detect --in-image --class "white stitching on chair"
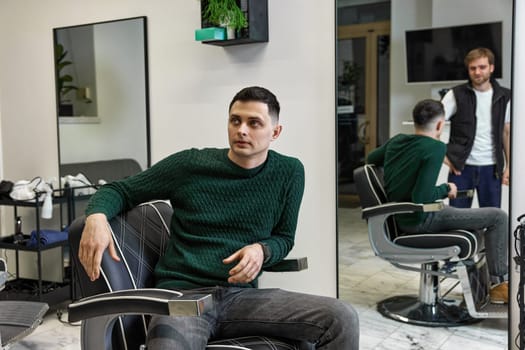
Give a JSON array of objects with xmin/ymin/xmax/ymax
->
[
  {"xmin": 143, "ymin": 200, "xmax": 171, "ymax": 234},
  {"xmin": 367, "ymin": 164, "xmax": 388, "ymax": 200},
  {"xmin": 207, "ymin": 336, "xmax": 299, "ymax": 350},
  {"xmin": 364, "ymin": 165, "xmax": 382, "ymax": 204},
  {"xmin": 103, "ymin": 224, "xmax": 134, "ymax": 350},
  {"xmin": 98, "ymin": 269, "xmax": 129, "ymax": 350},
  {"xmin": 452, "ymin": 229, "xmax": 479, "ymax": 255},
  {"xmin": 107, "ymin": 201, "xmax": 172, "ymax": 347},
  {"xmin": 394, "ymin": 233, "xmax": 473, "ymax": 260},
  {"xmin": 108, "ymin": 223, "xmax": 138, "ymax": 290},
  {"xmin": 365, "ymin": 165, "xmax": 399, "ymax": 238}
]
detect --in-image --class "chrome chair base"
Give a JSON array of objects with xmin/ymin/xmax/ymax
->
[{"xmin": 377, "ymin": 295, "xmax": 481, "ymax": 327}]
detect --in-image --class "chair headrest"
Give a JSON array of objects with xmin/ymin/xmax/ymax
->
[{"xmin": 354, "ymin": 164, "xmax": 388, "ymax": 209}]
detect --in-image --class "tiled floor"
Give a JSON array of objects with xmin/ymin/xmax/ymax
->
[
  {"xmin": 7, "ymin": 310, "xmax": 80, "ymax": 350},
  {"xmin": 5, "ymin": 206, "xmax": 508, "ymax": 349}
]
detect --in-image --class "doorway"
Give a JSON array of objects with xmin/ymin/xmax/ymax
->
[{"xmin": 337, "ymin": 21, "xmax": 390, "ymax": 207}]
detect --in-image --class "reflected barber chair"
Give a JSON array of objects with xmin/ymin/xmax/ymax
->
[
  {"xmin": 353, "ymin": 164, "xmax": 507, "ymax": 326},
  {"xmin": 67, "ymin": 200, "xmax": 312, "ymax": 349}
]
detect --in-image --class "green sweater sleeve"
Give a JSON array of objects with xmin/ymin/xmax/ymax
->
[
  {"xmin": 260, "ymin": 161, "xmax": 305, "ymax": 267},
  {"xmin": 366, "ymin": 140, "xmax": 388, "ymax": 165},
  {"xmin": 85, "ymin": 152, "xmax": 188, "ymax": 218}
]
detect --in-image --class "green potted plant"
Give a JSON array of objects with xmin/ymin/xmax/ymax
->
[
  {"xmin": 338, "ymin": 60, "xmax": 363, "ymax": 108},
  {"xmin": 55, "ymin": 43, "xmax": 78, "ymax": 115},
  {"xmin": 202, "ymin": 0, "xmax": 248, "ymax": 39}
]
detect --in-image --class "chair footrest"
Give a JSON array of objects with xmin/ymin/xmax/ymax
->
[{"xmin": 468, "ymin": 302, "xmax": 508, "ymax": 319}]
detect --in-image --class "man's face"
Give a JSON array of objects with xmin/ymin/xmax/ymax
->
[
  {"xmin": 227, "ymin": 100, "xmax": 282, "ymax": 168},
  {"xmin": 467, "ymin": 56, "xmax": 494, "ymax": 88}
]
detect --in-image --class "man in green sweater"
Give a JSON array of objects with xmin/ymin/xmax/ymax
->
[
  {"xmin": 78, "ymin": 86, "xmax": 359, "ymax": 349},
  {"xmin": 367, "ymin": 99, "xmax": 508, "ymax": 304}
]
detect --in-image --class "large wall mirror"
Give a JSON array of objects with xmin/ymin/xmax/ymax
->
[
  {"xmin": 336, "ymin": 0, "xmax": 512, "ymax": 347},
  {"xmin": 54, "ymin": 16, "xmax": 150, "ymax": 182}
]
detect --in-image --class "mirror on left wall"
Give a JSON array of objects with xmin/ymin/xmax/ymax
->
[{"xmin": 54, "ymin": 17, "xmax": 150, "ymax": 184}]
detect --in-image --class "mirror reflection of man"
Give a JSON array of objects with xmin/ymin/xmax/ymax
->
[{"xmin": 442, "ymin": 47, "xmax": 511, "ymax": 208}]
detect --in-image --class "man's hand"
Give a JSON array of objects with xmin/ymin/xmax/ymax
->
[
  {"xmin": 78, "ymin": 213, "xmax": 120, "ymax": 281},
  {"xmin": 223, "ymin": 243, "xmax": 264, "ymax": 284},
  {"xmin": 502, "ymin": 167, "xmax": 510, "ymax": 186},
  {"xmin": 444, "ymin": 156, "xmax": 461, "ymax": 175},
  {"xmin": 447, "ymin": 182, "xmax": 458, "ymax": 199}
]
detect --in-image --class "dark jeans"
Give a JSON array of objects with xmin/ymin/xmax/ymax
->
[
  {"xmin": 448, "ymin": 164, "xmax": 502, "ymax": 208},
  {"xmin": 399, "ymin": 205, "xmax": 508, "ymax": 283},
  {"xmin": 147, "ymin": 287, "xmax": 359, "ymax": 350}
]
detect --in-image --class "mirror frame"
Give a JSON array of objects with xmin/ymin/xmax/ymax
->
[{"xmin": 53, "ymin": 16, "xmax": 151, "ymax": 180}]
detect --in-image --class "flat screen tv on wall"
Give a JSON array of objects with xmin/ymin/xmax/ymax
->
[{"xmin": 405, "ymin": 21, "xmax": 502, "ymax": 83}]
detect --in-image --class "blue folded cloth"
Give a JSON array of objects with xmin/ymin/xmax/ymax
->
[{"xmin": 26, "ymin": 229, "xmax": 68, "ymax": 248}]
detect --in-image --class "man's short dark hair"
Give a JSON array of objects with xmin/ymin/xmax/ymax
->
[
  {"xmin": 229, "ymin": 86, "xmax": 280, "ymax": 122},
  {"xmin": 413, "ymin": 99, "xmax": 444, "ymax": 129}
]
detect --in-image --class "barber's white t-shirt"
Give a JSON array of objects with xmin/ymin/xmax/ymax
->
[{"xmin": 442, "ymin": 89, "xmax": 510, "ymax": 166}]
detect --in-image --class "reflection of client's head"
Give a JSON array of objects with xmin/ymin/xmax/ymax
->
[{"xmin": 412, "ymin": 99, "xmax": 445, "ymax": 139}]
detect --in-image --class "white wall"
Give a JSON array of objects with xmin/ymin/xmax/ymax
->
[
  {"xmin": 0, "ymin": 0, "xmax": 337, "ymax": 296},
  {"xmin": 390, "ymin": 0, "xmax": 433, "ymax": 136}
]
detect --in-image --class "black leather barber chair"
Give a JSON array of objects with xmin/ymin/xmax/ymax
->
[
  {"xmin": 67, "ymin": 200, "xmax": 313, "ymax": 349},
  {"xmin": 353, "ymin": 164, "xmax": 507, "ymax": 326}
]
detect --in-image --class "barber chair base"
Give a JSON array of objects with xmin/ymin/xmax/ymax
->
[{"xmin": 377, "ymin": 295, "xmax": 481, "ymax": 327}]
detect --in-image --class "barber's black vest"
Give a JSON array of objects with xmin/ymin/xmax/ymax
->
[{"xmin": 446, "ymin": 79, "xmax": 510, "ymax": 177}]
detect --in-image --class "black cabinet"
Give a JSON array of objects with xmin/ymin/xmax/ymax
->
[{"xmin": 200, "ymin": 0, "xmax": 268, "ymax": 46}]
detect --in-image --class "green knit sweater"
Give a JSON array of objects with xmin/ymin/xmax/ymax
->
[
  {"xmin": 86, "ymin": 148, "xmax": 305, "ymax": 289},
  {"xmin": 366, "ymin": 134, "xmax": 449, "ymax": 226}
]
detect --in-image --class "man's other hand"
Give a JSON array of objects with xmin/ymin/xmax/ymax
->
[
  {"xmin": 447, "ymin": 182, "xmax": 458, "ymax": 199},
  {"xmin": 444, "ymin": 156, "xmax": 461, "ymax": 175},
  {"xmin": 502, "ymin": 167, "xmax": 510, "ymax": 186},
  {"xmin": 78, "ymin": 213, "xmax": 120, "ymax": 281},
  {"xmin": 223, "ymin": 243, "xmax": 264, "ymax": 284}
]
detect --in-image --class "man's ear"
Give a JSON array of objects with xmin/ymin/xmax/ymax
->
[
  {"xmin": 436, "ymin": 118, "xmax": 445, "ymax": 133},
  {"xmin": 272, "ymin": 124, "xmax": 283, "ymax": 141},
  {"xmin": 489, "ymin": 64, "xmax": 495, "ymax": 74}
]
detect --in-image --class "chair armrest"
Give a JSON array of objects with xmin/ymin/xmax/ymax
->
[
  {"xmin": 362, "ymin": 201, "xmax": 444, "ymax": 219},
  {"xmin": 263, "ymin": 257, "xmax": 308, "ymax": 272},
  {"xmin": 68, "ymin": 288, "xmax": 213, "ymax": 323},
  {"xmin": 364, "ymin": 201, "xmax": 460, "ymax": 264}
]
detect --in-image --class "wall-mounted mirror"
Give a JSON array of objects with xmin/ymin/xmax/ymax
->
[
  {"xmin": 54, "ymin": 17, "xmax": 150, "ymax": 183},
  {"xmin": 336, "ymin": 0, "xmax": 512, "ymax": 348}
]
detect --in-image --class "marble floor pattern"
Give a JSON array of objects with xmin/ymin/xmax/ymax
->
[{"xmin": 6, "ymin": 206, "xmax": 508, "ymax": 349}]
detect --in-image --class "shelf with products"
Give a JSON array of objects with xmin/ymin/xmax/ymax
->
[
  {"xmin": 0, "ymin": 186, "xmax": 94, "ymax": 306},
  {"xmin": 198, "ymin": 0, "xmax": 268, "ymax": 46}
]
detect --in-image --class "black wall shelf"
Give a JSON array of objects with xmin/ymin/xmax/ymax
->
[{"xmin": 200, "ymin": 0, "xmax": 268, "ymax": 46}]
